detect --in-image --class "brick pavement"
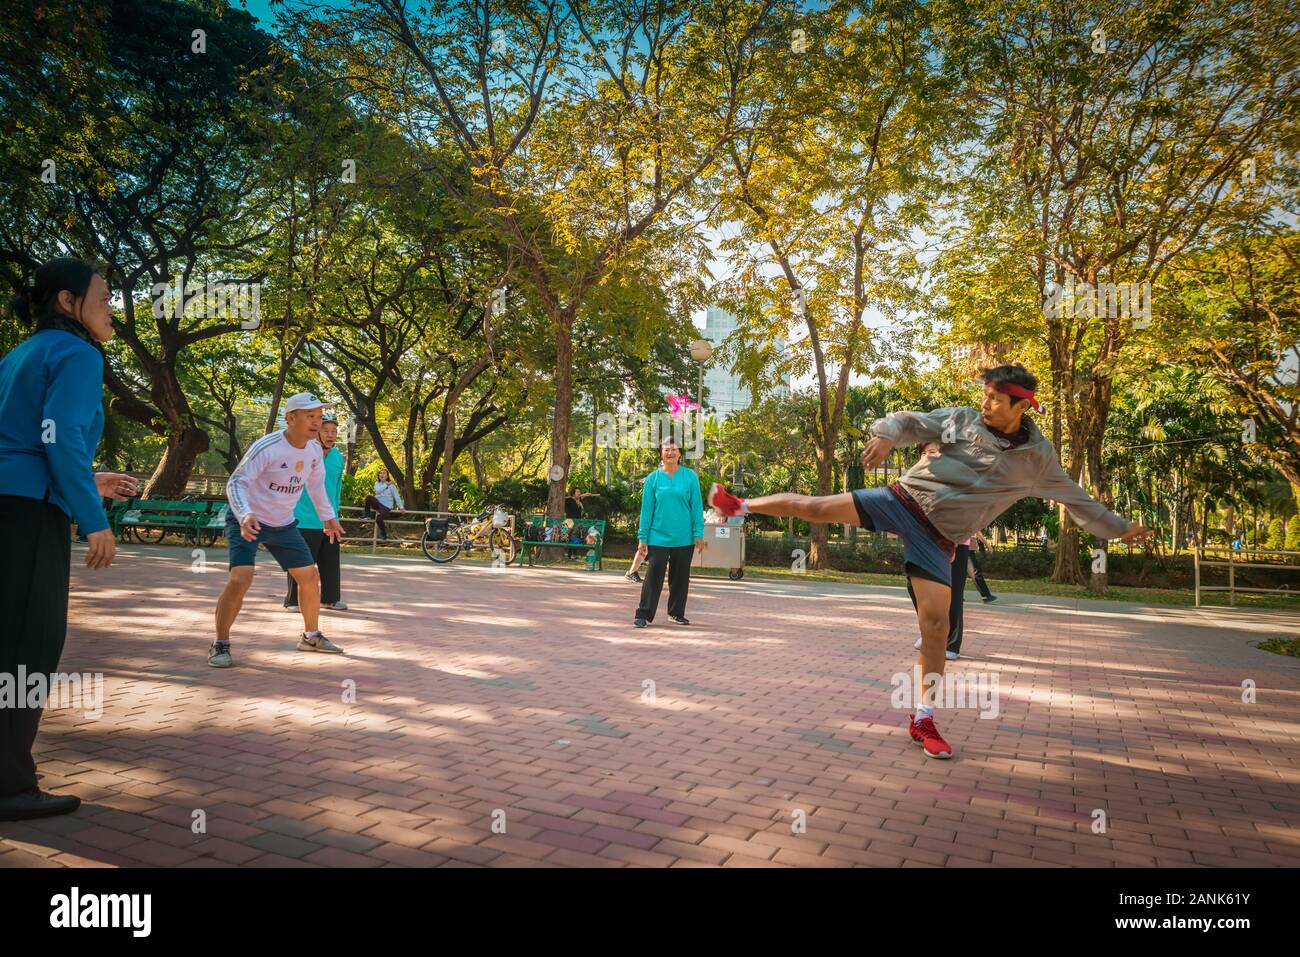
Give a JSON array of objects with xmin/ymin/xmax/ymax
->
[{"xmin": 2, "ymin": 544, "xmax": 1298, "ymax": 868}]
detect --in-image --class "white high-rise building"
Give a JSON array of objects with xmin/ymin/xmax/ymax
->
[{"xmin": 700, "ymin": 305, "xmax": 791, "ymax": 419}]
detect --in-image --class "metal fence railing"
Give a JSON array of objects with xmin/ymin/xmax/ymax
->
[
  {"xmin": 334, "ymin": 506, "xmax": 516, "ymax": 555},
  {"xmin": 1194, "ymin": 545, "xmax": 1300, "ymax": 606}
]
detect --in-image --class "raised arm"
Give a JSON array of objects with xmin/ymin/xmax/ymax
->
[
  {"xmin": 1036, "ymin": 455, "xmax": 1137, "ymax": 541},
  {"xmin": 869, "ymin": 407, "xmax": 966, "ymax": 450}
]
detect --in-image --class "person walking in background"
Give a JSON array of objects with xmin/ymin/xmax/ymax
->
[
  {"xmin": 364, "ymin": 468, "xmax": 404, "ymax": 541},
  {"xmin": 969, "ymin": 530, "xmax": 996, "ymax": 602},
  {"xmin": 633, "ymin": 436, "xmax": 704, "ymax": 627},
  {"xmin": 0, "ymin": 258, "xmax": 138, "ymax": 820},
  {"xmin": 285, "ymin": 411, "xmax": 347, "ymax": 611},
  {"xmin": 624, "ymin": 545, "xmax": 647, "ymax": 583}
]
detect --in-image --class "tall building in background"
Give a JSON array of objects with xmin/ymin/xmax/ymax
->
[{"xmin": 701, "ymin": 305, "xmax": 791, "ymax": 420}]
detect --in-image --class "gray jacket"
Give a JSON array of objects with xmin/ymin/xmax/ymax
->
[{"xmin": 869, "ymin": 406, "xmax": 1130, "ymax": 544}]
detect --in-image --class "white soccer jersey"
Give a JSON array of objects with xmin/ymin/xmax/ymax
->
[{"xmin": 225, "ymin": 430, "xmax": 336, "ymax": 527}]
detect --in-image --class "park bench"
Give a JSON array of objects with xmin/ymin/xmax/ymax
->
[
  {"xmin": 518, "ymin": 515, "xmax": 606, "ymax": 570},
  {"xmin": 110, "ymin": 498, "xmax": 227, "ymax": 546}
]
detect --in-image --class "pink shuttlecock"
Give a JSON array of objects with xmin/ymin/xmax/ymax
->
[{"xmin": 666, "ymin": 393, "xmax": 701, "ymax": 419}]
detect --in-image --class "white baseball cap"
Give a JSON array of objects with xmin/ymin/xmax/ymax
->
[{"xmin": 283, "ymin": 392, "xmax": 326, "ymax": 414}]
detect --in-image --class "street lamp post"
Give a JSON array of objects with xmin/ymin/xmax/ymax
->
[
  {"xmin": 689, "ymin": 338, "xmax": 713, "ymax": 406},
  {"xmin": 688, "ymin": 338, "xmax": 713, "ymax": 468}
]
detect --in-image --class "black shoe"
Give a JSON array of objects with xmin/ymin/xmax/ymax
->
[
  {"xmin": 670, "ymin": 615, "xmax": 690, "ymax": 625},
  {"xmin": 625, "ymin": 571, "xmax": 642, "ymax": 583},
  {"xmin": 983, "ymin": 595, "xmax": 997, "ymax": 603},
  {"xmin": 634, "ymin": 618, "xmax": 648, "ymax": 628},
  {"xmin": 0, "ymin": 789, "xmax": 81, "ymax": 821}
]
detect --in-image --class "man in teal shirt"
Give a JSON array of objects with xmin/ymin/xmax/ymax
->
[
  {"xmin": 285, "ymin": 413, "xmax": 347, "ymax": 610},
  {"xmin": 634, "ymin": 436, "xmax": 704, "ymax": 627}
]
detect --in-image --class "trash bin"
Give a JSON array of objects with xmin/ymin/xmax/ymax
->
[{"xmin": 692, "ymin": 518, "xmax": 746, "ymax": 580}]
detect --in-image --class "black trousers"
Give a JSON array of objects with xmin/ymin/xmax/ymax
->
[
  {"xmin": 636, "ymin": 544, "xmax": 693, "ymax": 622},
  {"xmin": 284, "ymin": 528, "xmax": 341, "ymax": 605},
  {"xmin": 968, "ymin": 549, "xmax": 993, "ymax": 600},
  {"xmin": 0, "ymin": 495, "xmax": 71, "ymax": 798},
  {"xmin": 907, "ymin": 543, "xmax": 969, "ymax": 654},
  {"xmin": 363, "ymin": 496, "xmax": 391, "ymax": 537}
]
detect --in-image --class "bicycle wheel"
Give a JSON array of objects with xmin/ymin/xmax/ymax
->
[
  {"xmin": 488, "ymin": 527, "xmax": 517, "ymax": 565},
  {"xmin": 133, "ymin": 526, "xmax": 166, "ymax": 545},
  {"xmin": 422, "ymin": 526, "xmax": 463, "ymax": 563}
]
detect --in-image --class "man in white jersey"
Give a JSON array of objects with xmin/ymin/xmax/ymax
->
[{"xmin": 208, "ymin": 393, "xmax": 346, "ymax": 668}]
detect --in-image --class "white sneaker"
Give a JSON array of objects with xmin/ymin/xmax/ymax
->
[
  {"xmin": 297, "ymin": 632, "xmax": 343, "ymax": 654},
  {"xmin": 285, "ymin": 604, "xmax": 299, "ymax": 613},
  {"xmin": 329, "ymin": 601, "xmax": 349, "ymax": 610},
  {"xmin": 945, "ymin": 650, "xmax": 960, "ymax": 660},
  {"xmin": 914, "ymin": 637, "xmax": 922, "ymax": 650}
]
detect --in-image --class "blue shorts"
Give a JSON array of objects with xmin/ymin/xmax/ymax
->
[
  {"xmin": 225, "ymin": 514, "xmax": 315, "ymax": 571},
  {"xmin": 850, "ymin": 486, "xmax": 953, "ymax": 587}
]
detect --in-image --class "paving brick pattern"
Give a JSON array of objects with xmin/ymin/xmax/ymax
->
[{"xmin": 3, "ymin": 546, "xmax": 1298, "ymax": 868}]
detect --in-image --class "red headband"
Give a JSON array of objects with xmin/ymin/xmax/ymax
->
[{"xmin": 991, "ymin": 380, "xmax": 1041, "ymax": 412}]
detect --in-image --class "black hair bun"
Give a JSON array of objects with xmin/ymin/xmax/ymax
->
[{"xmin": 7, "ymin": 290, "xmax": 33, "ymax": 325}]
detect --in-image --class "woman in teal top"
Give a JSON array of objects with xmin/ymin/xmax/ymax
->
[
  {"xmin": 284, "ymin": 413, "xmax": 347, "ymax": 610},
  {"xmin": 634, "ymin": 436, "xmax": 704, "ymax": 627}
]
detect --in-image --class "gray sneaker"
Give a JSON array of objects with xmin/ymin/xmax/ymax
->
[
  {"xmin": 285, "ymin": 604, "xmax": 299, "ymax": 612},
  {"xmin": 298, "ymin": 632, "xmax": 343, "ymax": 654},
  {"xmin": 329, "ymin": 601, "xmax": 349, "ymax": 610},
  {"xmin": 208, "ymin": 640, "xmax": 233, "ymax": 668}
]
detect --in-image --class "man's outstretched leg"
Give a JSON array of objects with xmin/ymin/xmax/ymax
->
[{"xmin": 709, "ymin": 486, "xmax": 861, "ymax": 527}]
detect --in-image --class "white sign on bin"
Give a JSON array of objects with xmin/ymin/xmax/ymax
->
[{"xmin": 715, "ymin": 527, "xmax": 730, "ymax": 539}]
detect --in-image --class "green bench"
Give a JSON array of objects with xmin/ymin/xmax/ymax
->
[
  {"xmin": 518, "ymin": 516, "xmax": 606, "ymax": 570},
  {"xmin": 110, "ymin": 498, "xmax": 228, "ymax": 546}
]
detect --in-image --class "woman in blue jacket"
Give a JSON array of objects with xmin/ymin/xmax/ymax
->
[
  {"xmin": 634, "ymin": 436, "xmax": 704, "ymax": 627},
  {"xmin": 0, "ymin": 259, "xmax": 137, "ymax": 821}
]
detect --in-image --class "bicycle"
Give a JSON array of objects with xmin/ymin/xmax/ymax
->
[{"xmin": 422, "ymin": 506, "xmax": 517, "ymax": 565}]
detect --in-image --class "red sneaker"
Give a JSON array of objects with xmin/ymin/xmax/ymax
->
[
  {"xmin": 708, "ymin": 483, "xmax": 745, "ymax": 518},
  {"xmin": 908, "ymin": 715, "xmax": 954, "ymax": 759}
]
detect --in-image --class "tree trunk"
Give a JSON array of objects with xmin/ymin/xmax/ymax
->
[
  {"xmin": 143, "ymin": 363, "xmax": 209, "ymax": 498},
  {"xmin": 345, "ymin": 425, "xmax": 365, "ymax": 477},
  {"xmin": 145, "ymin": 424, "xmax": 209, "ymax": 498},
  {"xmin": 590, "ymin": 395, "xmax": 598, "ymax": 485},
  {"xmin": 808, "ymin": 450, "xmax": 833, "ymax": 569},
  {"xmin": 1053, "ymin": 508, "xmax": 1085, "ymax": 585},
  {"xmin": 471, "ymin": 442, "xmax": 486, "ymax": 489},
  {"xmin": 438, "ymin": 405, "xmax": 456, "ymax": 512},
  {"xmin": 1085, "ymin": 433, "xmax": 1108, "ymax": 594},
  {"xmin": 546, "ymin": 312, "xmax": 574, "ymax": 518}
]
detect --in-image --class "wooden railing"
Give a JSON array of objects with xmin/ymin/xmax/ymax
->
[{"xmin": 1193, "ymin": 545, "xmax": 1300, "ymax": 606}]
